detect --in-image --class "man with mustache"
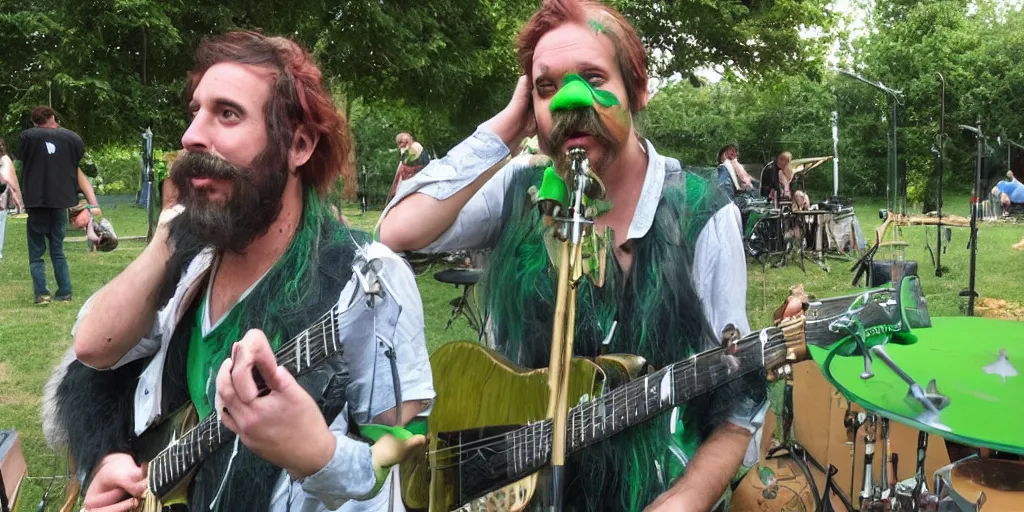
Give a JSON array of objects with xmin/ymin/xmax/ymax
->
[
  {"xmin": 44, "ymin": 31, "xmax": 432, "ymax": 512},
  {"xmin": 379, "ymin": 1, "xmax": 764, "ymax": 510}
]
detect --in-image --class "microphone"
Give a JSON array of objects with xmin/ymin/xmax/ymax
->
[{"xmin": 960, "ymin": 124, "xmax": 981, "ymax": 136}]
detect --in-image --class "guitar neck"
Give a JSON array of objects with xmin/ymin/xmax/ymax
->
[
  {"xmin": 147, "ymin": 304, "xmax": 342, "ymax": 498},
  {"xmin": 502, "ymin": 289, "xmax": 901, "ymax": 482},
  {"xmin": 507, "ymin": 326, "xmax": 788, "ymax": 481}
]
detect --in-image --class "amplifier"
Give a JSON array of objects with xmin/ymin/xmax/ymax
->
[{"xmin": 0, "ymin": 430, "xmax": 27, "ymax": 512}]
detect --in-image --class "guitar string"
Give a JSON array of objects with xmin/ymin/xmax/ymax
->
[
  {"xmin": 426, "ymin": 335, "xmax": 786, "ymax": 460},
  {"xmin": 430, "ymin": 356, "xmax": 771, "ymax": 471},
  {"xmin": 426, "ymin": 341, "xmax": 783, "ymax": 467},
  {"xmin": 150, "ymin": 307, "xmax": 342, "ymax": 484}
]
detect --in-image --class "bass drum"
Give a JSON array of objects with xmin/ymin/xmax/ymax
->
[{"xmin": 731, "ymin": 456, "xmax": 816, "ymax": 512}]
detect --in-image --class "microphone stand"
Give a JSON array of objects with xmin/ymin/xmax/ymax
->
[
  {"xmin": 959, "ymin": 121, "xmax": 983, "ymax": 316},
  {"xmin": 935, "ymin": 73, "xmax": 945, "ymax": 277},
  {"xmin": 837, "ymin": 69, "xmax": 907, "ymax": 275},
  {"xmin": 543, "ymin": 148, "xmax": 601, "ymax": 510}
]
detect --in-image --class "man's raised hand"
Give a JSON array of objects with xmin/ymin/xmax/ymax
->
[{"xmin": 484, "ymin": 75, "xmax": 537, "ymax": 151}]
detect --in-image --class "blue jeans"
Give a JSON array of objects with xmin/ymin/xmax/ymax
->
[
  {"xmin": 27, "ymin": 208, "xmax": 71, "ymax": 297},
  {"xmin": 0, "ymin": 209, "xmax": 7, "ymax": 259}
]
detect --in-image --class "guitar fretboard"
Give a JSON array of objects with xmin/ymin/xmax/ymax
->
[{"xmin": 148, "ymin": 303, "xmax": 344, "ymax": 498}]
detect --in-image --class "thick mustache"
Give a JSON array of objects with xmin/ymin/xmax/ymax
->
[
  {"xmin": 550, "ymin": 109, "xmax": 614, "ymax": 149},
  {"xmin": 175, "ymin": 152, "xmax": 247, "ymax": 181}
]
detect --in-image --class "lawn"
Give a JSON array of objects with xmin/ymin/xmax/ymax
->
[{"xmin": 0, "ymin": 194, "xmax": 1021, "ymax": 510}]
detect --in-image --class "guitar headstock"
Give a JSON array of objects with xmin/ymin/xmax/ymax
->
[
  {"xmin": 763, "ymin": 275, "xmax": 931, "ymax": 382},
  {"xmin": 765, "ymin": 313, "xmax": 810, "ymax": 382}
]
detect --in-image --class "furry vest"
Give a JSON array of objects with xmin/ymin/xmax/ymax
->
[
  {"xmin": 44, "ymin": 212, "xmax": 361, "ymax": 511},
  {"xmin": 481, "ymin": 163, "xmax": 764, "ymax": 511}
]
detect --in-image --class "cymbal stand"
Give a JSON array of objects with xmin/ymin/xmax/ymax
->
[
  {"xmin": 845, "ymin": 404, "xmax": 866, "ymax": 500},
  {"xmin": 860, "ymin": 417, "xmax": 892, "ymax": 511},
  {"xmin": 879, "ymin": 418, "xmax": 891, "ymax": 501},
  {"xmin": 912, "ymin": 432, "xmax": 931, "ymax": 507},
  {"xmin": 860, "ymin": 415, "xmax": 878, "ymax": 509}
]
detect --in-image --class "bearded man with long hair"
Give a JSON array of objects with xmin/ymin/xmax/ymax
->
[
  {"xmin": 380, "ymin": 1, "xmax": 766, "ymax": 510},
  {"xmin": 44, "ymin": 31, "xmax": 432, "ymax": 512}
]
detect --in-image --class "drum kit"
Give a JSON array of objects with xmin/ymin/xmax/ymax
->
[
  {"xmin": 740, "ymin": 194, "xmax": 858, "ymax": 272},
  {"xmin": 431, "ymin": 242, "xmax": 1021, "ymax": 512},
  {"xmin": 733, "ymin": 276, "xmax": 1024, "ymax": 512}
]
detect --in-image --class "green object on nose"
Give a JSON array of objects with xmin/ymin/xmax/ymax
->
[{"xmin": 550, "ymin": 74, "xmax": 620, "ymax": 112}]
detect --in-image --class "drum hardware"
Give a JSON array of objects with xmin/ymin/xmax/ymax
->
[
  {"xmin": 910, "ymin": 431, "xmax": 934, "ymax": 509},
  {"xmin": 822, "ymin": 464, "xmax": 857, "ymax": 512},
  {"xmin": 845, "ymin": 405, "xmax": 867, "ymax": 500},
  {"xmin": 930, "ymin": 455, "xmax": 1024, "ymax": 512},
  {"xmin": 880, "ymin": 418, "xmax": 891, "ymax": 500},
  {"xmin": 891, "ymin": 454, "xmax": 899, "ymax": 491},
  {"xmin": 861, "ymin": 415, "xmax": 878, "ymax": 508},
  {"xmin": 433, "ymin": 268, "xmax": 485, "ymax": 340},
  {"xmin": 828, "ymin": 297, "xmax": 875, "ymax": 380},
  {"xmin": 868, "ymin": 346, "xmax": 950, "ymax": 425},
  {"xmin": 932, "ymin": 456, "xmax": 986, "ymax": 512}
]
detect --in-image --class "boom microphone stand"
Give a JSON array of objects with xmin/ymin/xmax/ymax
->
[
  {"xmin": 934, "ymin": 73, "xmax": 946, "ymax": 277},
  {"xmin": 960, "ymin": 121, "xmax": 984, "ymax": 316}
]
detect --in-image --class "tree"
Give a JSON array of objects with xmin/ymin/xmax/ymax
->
[{"xmin": 620, "ymin": 0, "xmax": 836, "ymax": 82}]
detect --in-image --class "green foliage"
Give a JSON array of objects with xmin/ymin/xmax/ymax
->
[
  {"xmin": 0, "ymin": 0, "xmax": 832, "ymax": 169},
  {"xmin": 88, "ymin": 145, "xmax": 141, "ymax": 195},
  {"xmin": 619, "ymin": 0, "xmax": 835, "ymax": 81},
  {"xmin": 645, "ymin": 75, "xmax": 837, "ymax": 190}
]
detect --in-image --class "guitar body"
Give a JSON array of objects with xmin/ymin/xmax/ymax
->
[
  {"xmin": 132, "ymin": 405, "xmax": 199, "ymax": 512},
  {"xmin": 402, "ymin": 341, "xmax": 643, "ymax": 511}
]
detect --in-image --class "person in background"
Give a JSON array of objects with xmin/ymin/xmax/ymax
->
[
  {"xmin": 716, "ymin": 144, "xmax": 753, "ymax": 200},
  {"xmin": 759, "ymin": 151, "xmax": 792, "ymax": 206},
  {"xmin": 992, "ymin": 170, "xmax": 1024, "ymax": 215},
  {"xmin": 0, "ymin": 137, "xmax": 24, "ymax": 259},
  {"xmin": 385, "ymin": 132, "xmax": 430, "ymax": 204},
  {"xmin": 16, "ymin": 106, "xmax": 100, "ymax": 304}
]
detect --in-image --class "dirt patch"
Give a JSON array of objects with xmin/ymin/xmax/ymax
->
[
  {"xmin": 975, "ymin": 297, "xmax": 1024, "ymax": 321},
  {"xmin": 0, "ymin": 389, "xmax": 40, "ymax": 406}
]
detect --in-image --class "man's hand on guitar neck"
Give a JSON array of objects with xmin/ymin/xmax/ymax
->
[
  {"xmin": 215, "ymin": 330, "xmax": 337, "ymax": 480},
  {"xmin": 83, "ymin": 452, "xmax": 147, "ymax": 512}
]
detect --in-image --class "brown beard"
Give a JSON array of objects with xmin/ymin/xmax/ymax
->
[
  {"xmin": 168, "ymin": 147, "xmax": 289, "ymax": 254},
  {"xmin": 542, "ymin": 108, "xmax": 623, "ymax": 177}
]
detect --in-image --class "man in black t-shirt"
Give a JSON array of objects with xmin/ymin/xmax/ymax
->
[{"xmin": 16, "ymin": 106, "xmax": 99, "ymax": 304}]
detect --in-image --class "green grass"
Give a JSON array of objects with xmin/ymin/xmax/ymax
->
[{"xmin": 0, "ymin": 195, "xmax": 1020, "ymax": 510}]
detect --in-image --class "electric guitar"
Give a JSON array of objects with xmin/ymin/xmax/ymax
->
[
  {"xmin": 400, "ymin": 284, "xmax": 920, "ymax": 511},
  {"xmin": 122, "ymin": 288, "xmax": 387, "ymax": 512}
]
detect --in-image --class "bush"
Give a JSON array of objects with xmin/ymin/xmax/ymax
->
[{"xmin": 90, "ymin": 144, "xmax": 174, "ymax": 196}]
